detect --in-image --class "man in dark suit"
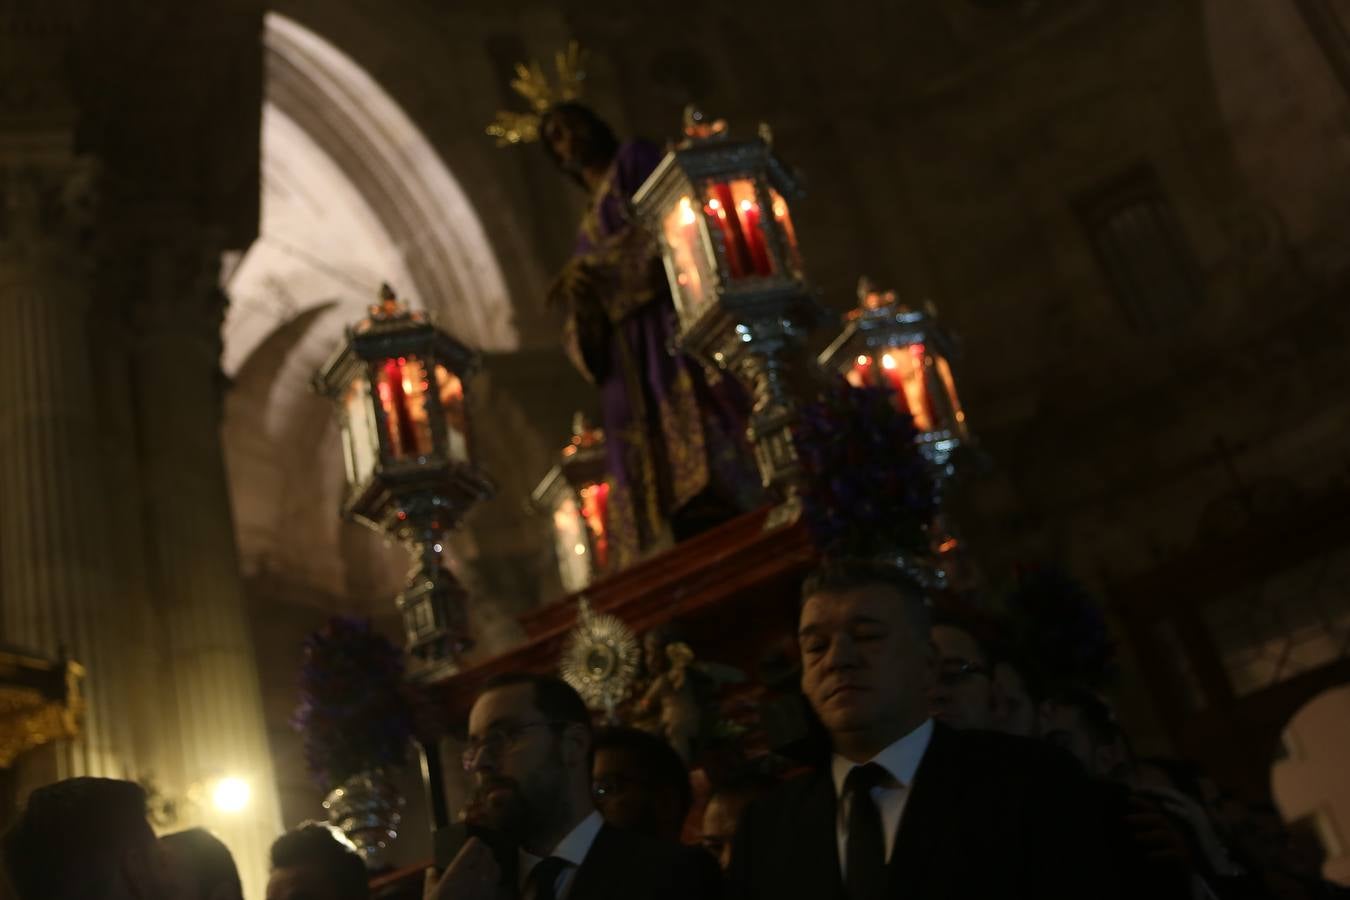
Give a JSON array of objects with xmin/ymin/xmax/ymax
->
[
  {"xmin": 729, "ymin": 560, "xmax": 1118, "ymax": 900},
  {"xmin": 425, "ymin": 672, "xmax": 719, "ymax": 900}
]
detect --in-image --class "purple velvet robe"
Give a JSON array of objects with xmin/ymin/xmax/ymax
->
[{"xmin": 551, "ymin": 140, "xmax": 761, "ymax": 569}]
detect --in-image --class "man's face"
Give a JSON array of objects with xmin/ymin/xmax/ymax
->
[
  {"xmin": 464, "ymin": 684, "xmax": 574, "ymax": 842},
  {"xmin": 990, "ymin": 662, "xmax": 1037, "ymax": 737},
  {"xmin": 265, "ymin": 865, "xmax": 339, "ymax": 900},
  {"xmin": 592, "ymin": 746, "xmax": 670, "ymax": 838},
  {"xmin": 700, "ymin": 794, "xmax": 746, "ymax": 873},
  {"xmin": 928, "ymin": 625, "xmax": 993, "ymax": 731},
  {"xmin": 799, "ymin": 585, "xmax": 933, "ymax": 741}
]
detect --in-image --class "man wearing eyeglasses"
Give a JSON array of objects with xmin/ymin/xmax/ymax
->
[
  {"xmin": 928, "ymin": 617, "xmax": 996, "ymax": 732},
  {"xmin": 727, "ymin": 561, "xmax": 1119, "ymax": 900},
  {"xmin": 425, "ymin": 672, "xmax": 719, "ymax": 900}
]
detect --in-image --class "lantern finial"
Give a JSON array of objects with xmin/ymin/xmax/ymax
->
[
  {"xmin": 681, "ymin": 104, "xmax": 728, "ymax": 143},
  {"xmin": 856, "ymin": 276, "xmax": 877, "ymax": 304},
  {"xmin": 856, "ymin": 277, "xmax": 899, "ymax": 311}
]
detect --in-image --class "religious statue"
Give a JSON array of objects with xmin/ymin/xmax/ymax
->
[
  {"xmin": 489, "ymin": 44, "xmax": 762, "ymax": 569},
  {"xmin": 631, "ymin": 626, "xmax": 745, "ymax": 762}
]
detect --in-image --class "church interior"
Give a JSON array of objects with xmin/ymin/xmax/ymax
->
[{"xmin": 2, "ymin": 1, "xmax": 1350, "ymax": 898}]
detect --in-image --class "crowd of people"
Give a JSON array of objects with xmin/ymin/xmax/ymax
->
[{"xmin": 3, "ymin": 558, "xmax": 1343, "ymax": 899}]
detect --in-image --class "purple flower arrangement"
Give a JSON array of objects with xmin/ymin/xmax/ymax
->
[
  {"xmin": 793, "ymin": 382, "xmax": 938, "ymax": 560},
  {"xmin": 292, "ymin": 617, "xmax": 414, "ymax": 787},
  {"xmin": 1001, "ymin": 564, "xmax": 1116, "ymax": 689}
]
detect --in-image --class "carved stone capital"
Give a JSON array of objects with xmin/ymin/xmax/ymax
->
[{"xmin": 0, "ymin": 152, "xmax": 99, "ymax": 263}]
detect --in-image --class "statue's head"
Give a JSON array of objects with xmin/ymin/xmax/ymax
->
[{"xmin": 540, "ymin": 102, "xmax": 620, "ymax": 185}]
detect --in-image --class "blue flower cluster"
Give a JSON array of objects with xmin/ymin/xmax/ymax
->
[
  {"xmin": 1002, "ymin": 565, "xmax": 1117, "ymax": 689},
  {"xmin": 794, "ymin": 383, "xmax": 938, "ymax": 560},
  {"xmin": 292, "ymin": 617, "xmax": 414, "ymax": 787}
]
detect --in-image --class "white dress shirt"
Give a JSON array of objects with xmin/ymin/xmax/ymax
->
[
  {"xmin": 830, "ymin": 718, "xmax": 934, "ymax": 877},
  {"xmin": 518, "ymin": 809, "xmax": 605, "ymax": 900}
]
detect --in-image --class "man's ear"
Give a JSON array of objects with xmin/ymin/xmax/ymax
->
[
  {"xmin": 561, "ymin": 723, "xmax": 591, "ymax": 770},
  {"xmin": 920, "ymin": 638, "xmax": 939, "ymax": 690}
]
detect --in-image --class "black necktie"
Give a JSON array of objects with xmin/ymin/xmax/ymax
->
[
  {"xmin": 845, "ymin": 763, "xmax": 889, "ymax": 900},
  {"xmin": 529, "ymin": 855, "xmax": 569, "ymax": 900}
]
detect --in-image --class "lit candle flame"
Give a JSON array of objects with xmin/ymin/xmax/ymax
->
[{"xmin": 678, "ymin": 196, "xmax": 696, "ymax": 225}]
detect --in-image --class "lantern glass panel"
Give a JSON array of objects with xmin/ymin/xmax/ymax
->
[
  {"xmin": 434, "ymin": 364, "xmax": 470, "ymax": 463},
  {"xmin": 703, "ymin": 179, "xmax": 775, "ymax": 280},
  {"xmin": 552, "ymin": 497, "xmax": 591, "ymax": 594},
  {"xmin": 931, "ymin": 354, "xmax": 968, "ymax": 437},
  {"xmin": 375, "ymin": 355, "xmax": 435, "ymax": 460},
  {"xmin": 769, "ymin": 188, "xmax": 803, "ymax": 277},
  {"xmin": 342, "ymin": 377, "xmax": 379, "ymax": 486},
  {"xmin": 662, "ymin": 196, "xmax": 717, "ymax": 322}
]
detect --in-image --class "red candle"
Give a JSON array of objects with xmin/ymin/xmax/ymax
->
[
  {"xmin": 581, "ymin": 481, "xmax": 610, "ymax": 570},
  {"xmin": 707, "ymin": 182, "xmax": 750, "ymax": 278},
  {"xmin": 382, "ymin": 358, "xmax": 418, "ymax": 456},
  {"xmin": 737, "ymin": 199, "xmax": 773, "ymax": 276}
]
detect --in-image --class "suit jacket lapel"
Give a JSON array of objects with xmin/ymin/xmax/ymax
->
[
  {"xmin": 569, "ymin": 825, "xmax": 619, "ymax": 900},
  {"xmin": 888, "ymin": 723, "xmax": 961, "ymax": 893},
  {"xmin": 799, "ymin": 771, "xmax": 848, "ymax": 900}
]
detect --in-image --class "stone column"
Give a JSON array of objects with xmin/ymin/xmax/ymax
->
[
  {"xmin": 0, "ymin": 141, "xmax": 138, "ymax": 784},
  {"xmin": 128, "ymin": 225, "xmax": 282, "ymax": 899}
]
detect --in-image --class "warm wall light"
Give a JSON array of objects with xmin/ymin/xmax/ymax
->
[{"xmin": 211, "ymin": 777, "xmax": 251, "ymax": 814}]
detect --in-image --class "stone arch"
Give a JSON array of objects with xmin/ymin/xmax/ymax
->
[
  {"xmin": 223, "ymin": 11, "xmax": 517, "ymax": 379},
  {"xmin": 219, "ymin": 13, "xmax": 536, "ymax": 852}
]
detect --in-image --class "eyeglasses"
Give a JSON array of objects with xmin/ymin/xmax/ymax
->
[
  {"xmin": 936, "ymin": 658, "xmax": 991, "ymax": 687},
  {"xmin": 461, "ymin": 720, "xmax": 567, "ymax": 771}
]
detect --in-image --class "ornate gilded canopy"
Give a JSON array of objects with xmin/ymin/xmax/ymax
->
[{"xmin": 0, "ymin": 647, "xmax": 83, "ymax": 768}]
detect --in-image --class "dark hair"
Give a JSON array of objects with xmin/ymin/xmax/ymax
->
[
  {"xmin": 930, "ymin": 611, "xmax": 999, "ymax": 667},
  {"xmin": 480, "ymin": 672, "xmax": 593, "ymax": 734},
  {"xmin": 1046, "ymin": 686, "xmax": 1120, "ymax": 747},
  {"xmin": 162, "ymin": 828, "xmax": 243, "ymax": 900},
  {"xmin": 800, "ymin": 559, "xmax": 932, "ymax": 633},
  {"xmin": 988, "ymin": 647, "xmax": 1045, "ymax": 705},
  {"xmin": 593, "ymin": 726, "xmax": 693, "ymax": 820},
  {"xmin": 2, "ymin": 777, "xmax": 152, "ymax": 900},
  {"xmin": 269, "ymin": 824, "xmax": 369, "ymax": 900},
  {"xmin": 538, "ymin": 102, "xmax": 620, "ymax": 186}
]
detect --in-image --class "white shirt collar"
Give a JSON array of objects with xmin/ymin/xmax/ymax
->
[
  {"xmin": 830, "ymin": 718, "xmax": 935, "ymax": 798},
  {"xmin": 519, "ymin": 809, "xmax": 605, "ymax": 884}
]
